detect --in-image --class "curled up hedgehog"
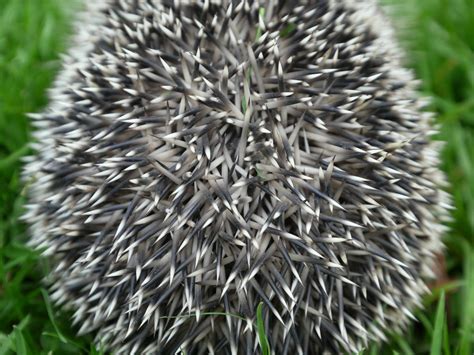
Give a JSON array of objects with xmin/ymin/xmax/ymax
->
[{"xmin": 23, "ymin": 0, "xmax": 451, "ymax": 353}]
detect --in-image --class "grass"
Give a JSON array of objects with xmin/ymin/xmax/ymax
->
[
  {"xmin": 366, "ymin": 0, "xmax": 474, "ymax": 353},
  {"xmin": 0, "ymin": 0, "xmax": 473, "ymax": 354},
  {"xmin": 0, "ymin": 0, "xmax": 100, "ymax": 353}
]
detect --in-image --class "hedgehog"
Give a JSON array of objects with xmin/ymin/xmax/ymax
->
[{"xmin": 23, "ymin": 0, "xmax": 451, "ymax": 353}]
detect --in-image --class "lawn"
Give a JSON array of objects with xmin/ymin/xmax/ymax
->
[{"xmin": 0, "ymin": 0, "xmax": 473, "ymax": 354}]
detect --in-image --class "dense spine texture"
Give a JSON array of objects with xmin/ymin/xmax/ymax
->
[{"xmin": 23, "ymin": 0, "xmax": 450, "ymax": 353}]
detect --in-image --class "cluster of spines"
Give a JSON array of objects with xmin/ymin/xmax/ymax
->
[{"xmin": 23, "ymin": 0, "xmax": 450, "ymax": 353}]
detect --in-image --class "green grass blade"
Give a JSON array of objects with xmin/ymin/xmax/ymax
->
[
  {"xmin": 0, "ymin": 333, "xmax": 12, "ymax": 355},
  {"xmin": 431, "ymin": 290, "xmax": 446, "ymax": 355},
  {"xmin": 40, "ymin": 288, "xmax": 68, "ymax": 344},
  {"xmin": 458, "ymin": 247, "xmax": 474, "ymax": 355},
  {"xmin": 442, "ymin": 317, "xmax": 450, "ymax": 355},
  {"xmin": 256, "ymin": 302, "xmax": 270, "ymax": 355},
  {"xmin": 12, "ymin": 326, "xmax": 28, "ymax": 355}
]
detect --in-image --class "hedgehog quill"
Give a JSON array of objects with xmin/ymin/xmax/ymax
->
[{"xmin": 23, "ymin": 0, "xmax": 450, "ymax": 353}]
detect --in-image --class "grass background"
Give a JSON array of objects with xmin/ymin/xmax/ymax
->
[{"xmin": 0, "ymin": 0, "xmax": 472, "ymax": 353}]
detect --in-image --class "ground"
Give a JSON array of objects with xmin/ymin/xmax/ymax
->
[{"xmin": 0, "ymin": 0, "xmax": 472, "ymax": 354}]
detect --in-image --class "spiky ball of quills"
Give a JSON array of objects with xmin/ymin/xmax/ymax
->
[{"xmin": 23, "ymin": 0, "xmax": 450, "ymax": 353}]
